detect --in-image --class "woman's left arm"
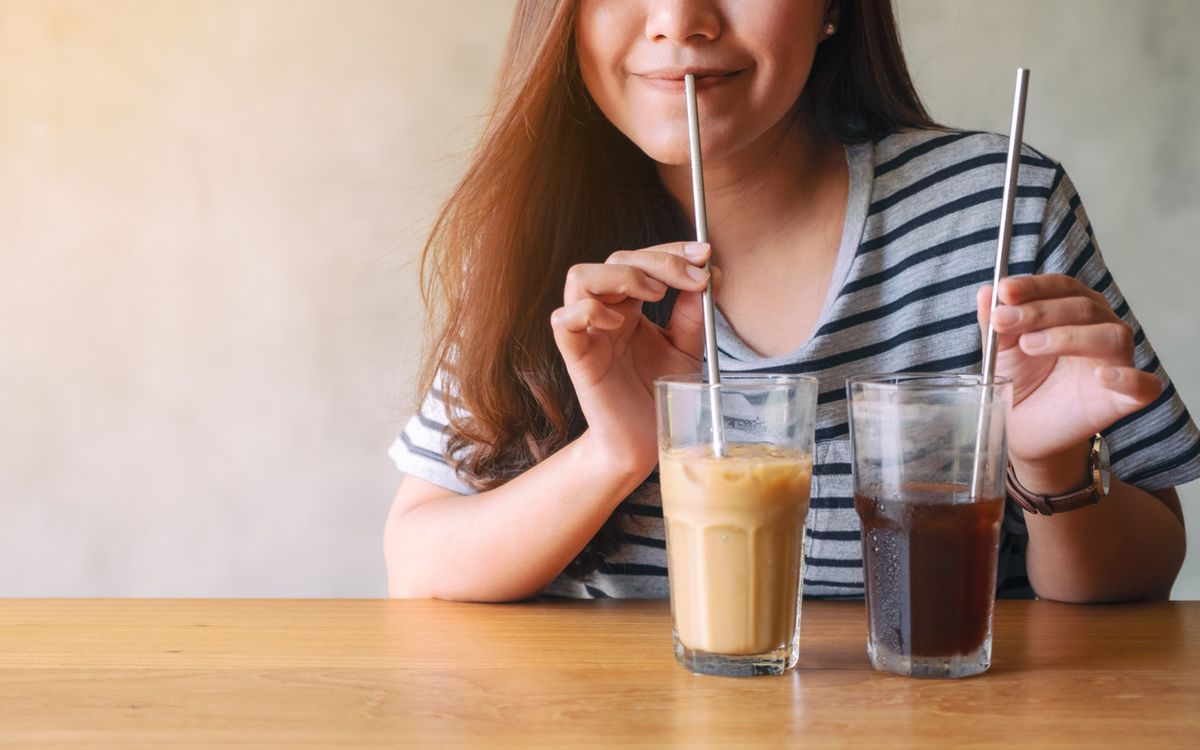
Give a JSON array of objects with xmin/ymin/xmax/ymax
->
[
  {"xmin": 1012, "ymin": 452, "xmax": 1184, "ymax": 602},
  {"xmin": 979, "ymin": 274, "xmax": 1187, "ymax": 602}
]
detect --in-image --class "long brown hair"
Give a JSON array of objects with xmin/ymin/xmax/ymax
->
[{"xmin": 417, "ymin": 0, "xmax": 935, "ymax": 577}]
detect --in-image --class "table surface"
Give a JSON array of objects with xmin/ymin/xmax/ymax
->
[{"xmin": 1, "ymin": 599, "xmax": 1197, "ymax": 749}]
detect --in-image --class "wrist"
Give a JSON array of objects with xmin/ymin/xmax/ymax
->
[
  {"xmin": 1009, "ymin": 440, "xmax": 1092, "ymax": 496},
  {"xmin": 574, "ymin": 429, "xmax": 657, "ymax": 489}
]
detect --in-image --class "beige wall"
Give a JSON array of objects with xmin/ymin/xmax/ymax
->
[
  {"xmin": 1, "ymin": 1, "xmax": 1196, "ymax": 597},
  {"xmin": 0, "ymin": 0, "xmax": 514, "ymax": 596}
]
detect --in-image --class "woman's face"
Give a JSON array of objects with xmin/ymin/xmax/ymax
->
[{"xmin": 575, "ymin": 0, "xmax": 835, "ymax": 166}]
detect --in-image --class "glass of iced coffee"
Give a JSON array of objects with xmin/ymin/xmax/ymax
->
[
  {"xmin": 847, "ymin": 373, "xmax": 1012, "ymax": 678},
  {"xmin": 655, "ymin": 373, "xmax": 817, "ymax": 677}
]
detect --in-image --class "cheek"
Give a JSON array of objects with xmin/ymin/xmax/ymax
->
[
  {"xmin": 576, "ymin": 10, "xmax": 690, "ymax": 164},
  {"xmin": 576, "ymin": 3, "xmax": 632, "ymax": 124},
  {"xmin": 740, "ymin": 11, "xmax": 821, "ymax": 119},
  {"xmin": 747, "ymin": 47, "xmax": 817, "ymax": 129}
]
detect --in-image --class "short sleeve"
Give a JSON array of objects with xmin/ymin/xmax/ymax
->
[
  {"xmin": 388, "ymin": 373, "xmax": 476, "ymax": 496},
  {"xmin": 1034, "ymin": 167, "xmax": 1200, "ymax": 491}
]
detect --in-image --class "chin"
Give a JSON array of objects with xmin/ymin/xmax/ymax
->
[
  {"xmin": 628, "ymin": 124, "xmax": 741, "ymax": 168},
  {"xmin": 640, "ymin": 140, "xmax": 691, "ymax": 166}
]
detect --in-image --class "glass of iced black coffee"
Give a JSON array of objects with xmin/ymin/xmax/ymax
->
[{"xmin": 847, "ymin": 374, "xmax": 1012, "ymax": 678}]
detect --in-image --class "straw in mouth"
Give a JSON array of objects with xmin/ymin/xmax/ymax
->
[{"xmin": 684, "ymin": 73, "xmax": 725, "ymax": 458}]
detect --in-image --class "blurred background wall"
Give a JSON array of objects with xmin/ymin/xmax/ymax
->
[{"xmin": 1, "ymin": 0, "xmax": 1196, "ymax": 598}]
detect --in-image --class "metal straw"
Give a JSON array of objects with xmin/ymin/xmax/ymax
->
[
  {"xmin": 685, "ymin": 74, "xmax": 725, "ymax": 457},
  {"xmin": 970, "ymin": 68, "xmax": 1030, "ymax": 499}
]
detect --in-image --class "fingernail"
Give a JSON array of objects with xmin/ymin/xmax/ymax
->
[
  {"xmin": 1097, "ymin": 367, "xmax": 1121, "ymax": 384},
  {"xmin": 686, "ymin": 265, "xmax": 709, "ymax": 282},
  {"xmin": 1022, "ymin": 331, "xmax": 1048, "ymax": 350},
  {"xmin": 645, "ymin": 277, "xmax": 667, "ymax": 293},
  {"xmin": 993, "ymin": 306, "xmax": 1021, "ymax": 327},
  {"xmin": 683, "ymin": 242, "xmax": 709, "ymax": 259}
]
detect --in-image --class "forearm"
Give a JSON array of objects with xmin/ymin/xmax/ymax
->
[
  {"xmin": 385, "ymin": 432, "xmax": 649, "ymax": 602},
  {"xmin": 1015, "ymin": 446, "xmax": 1186, "ymax": 603}
]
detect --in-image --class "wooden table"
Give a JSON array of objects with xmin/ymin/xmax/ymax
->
[{"xmin": 0, "ymin": 599, "xmax": 1197, "ymax": 748}]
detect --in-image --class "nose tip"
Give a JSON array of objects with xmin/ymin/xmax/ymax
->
[{"xmin": 645, "ymin": 2, "xmax": 722, "ymax": 44}]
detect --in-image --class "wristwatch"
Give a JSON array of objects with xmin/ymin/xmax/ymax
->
[{"xmin": 1006, "ymin": 433, "xmax": 1110, "ymax": 515}]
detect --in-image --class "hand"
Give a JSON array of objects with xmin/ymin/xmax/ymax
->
[
  {"xmin": 977, "ymin": 275, "xmax": 1161, "ymax": 492},
  {"xmin": 551, "ymin": 242, "xmax": 718, "ymax": 476}
]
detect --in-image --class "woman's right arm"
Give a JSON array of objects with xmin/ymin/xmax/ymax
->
[
  {"xmin": 384, "ymin": 431, "xmax": 647, "ymax": 601},
  {"xmin": 386, "ymin": 241, "xmax": 714, "ymax": 601}
]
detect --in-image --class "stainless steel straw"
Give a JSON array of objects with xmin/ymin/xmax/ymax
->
[
  {"xmin": 685, "ymin": 74, "xmax": 725, "ymax": 457},
  {"xmin": 970, "ymin": 68, "xmax": 1030, "ymax": 499}
]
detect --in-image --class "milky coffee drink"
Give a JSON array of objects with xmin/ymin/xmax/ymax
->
[{"xmin": 659, "ymin": 444, "xmax": 812, "ymax": 656}]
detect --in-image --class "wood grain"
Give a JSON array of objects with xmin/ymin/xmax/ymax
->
[{"xmin": 0, "ymin": 599, "xmax": 1197, "ymax": 748}]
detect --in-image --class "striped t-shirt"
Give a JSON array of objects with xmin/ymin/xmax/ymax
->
[{"xmin": 390, "ymin": 129, "xmax": 1200, "ymax": 600}]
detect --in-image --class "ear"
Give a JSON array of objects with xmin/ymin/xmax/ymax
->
[{"xmin": 824, "ymin": 0, "xmax": 842, "ymax": 28}]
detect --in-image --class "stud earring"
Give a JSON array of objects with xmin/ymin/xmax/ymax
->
[{"xmin": 824, "ymin": 23, "xmax": 837, "ymax": 36}]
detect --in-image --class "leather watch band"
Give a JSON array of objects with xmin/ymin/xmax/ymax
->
[{"xmin": 1005, "ymin": 461, "xmax": 1102, "ymax": 516}]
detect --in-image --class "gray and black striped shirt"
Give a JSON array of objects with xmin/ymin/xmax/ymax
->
[{"xmin": 390, "ymin": 129, "xmax": 1200, "ymax": 600}]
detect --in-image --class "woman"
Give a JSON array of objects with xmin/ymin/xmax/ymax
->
[{"xmin": 385, "ymin": 0, "xmax": 1194, "ymax": 603}]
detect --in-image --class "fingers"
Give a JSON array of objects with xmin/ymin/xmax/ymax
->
[
  {"xmin": 1095, "ymin": 366, "xmax": 1162, "ymax": 409},
  {"xmin": 550, "ymin": 299, "xmax": 624, "ymax": 360},
  {"xmin": 564, "ymin": 242, "xmax": 711, "ymax": 306},
  {"xmin": 606, "ymin": 243, "xmax": 711, "ymax": 290},
  {"xmin": 1016, "ymin": 322, "xmax": 1135, "ymax": 365},
  {"xmin": 989, "ymin": 293, "xmax": 1120, "ymax": 335},
  {"xmin": 615, "ymin": 240, "xmax": 712, "ymax": 265},
  {"xmin": 976, "ymin": 284, "xmax": 1020, "ymax": 352},
  {"xmin": 556, "ymin": 242, "xmax": 716, "ymax": 367},
  {"xmin": 996, "ymin": 274, "xmax": 1107, "ymax": 306},
  {"xmin": 564, "ymin": 263, "xmax": 670, "ymax": 306},
  {"xmin": 978, "ymin": 276, "xmax": 1128, "ymax": 364}
]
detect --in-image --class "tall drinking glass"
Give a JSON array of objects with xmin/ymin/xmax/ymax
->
[
  {"xmin": 847, "ymin": 373, "xmax": 1012, "ymax": 678},
  {"xmin": 655, "ymin": 373, "xmax": 817, "ymax": 677}
]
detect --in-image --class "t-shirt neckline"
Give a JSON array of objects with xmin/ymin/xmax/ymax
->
[{"xmin": 712, "ymin": 140, "xmax": 874, "ymax": 367}]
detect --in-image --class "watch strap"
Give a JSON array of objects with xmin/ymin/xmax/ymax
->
[{"xmin": 1005, "ymin": 461, "xmax": 1102, "ymax": 516}]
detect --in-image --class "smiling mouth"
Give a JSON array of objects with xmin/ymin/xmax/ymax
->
[{"xmin": 635, "ymin": 69, "xmax": 744, "ymax": 92}]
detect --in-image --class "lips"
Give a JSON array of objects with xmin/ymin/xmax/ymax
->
[{"xmin": 634, "ymin": 68, "xmax": 744, "ymax": 93}]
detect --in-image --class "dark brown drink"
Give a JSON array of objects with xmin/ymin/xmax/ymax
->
[{"xmin": 854, "ymin": 483, "xmax": 1004, "ymax": 668}]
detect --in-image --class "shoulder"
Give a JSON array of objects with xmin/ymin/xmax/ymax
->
[
  {"xmin": 871, "ymin": 128, "xmax": 1063, "ymax": 196},
  {"xmin": 854, "ymin": 129, "xmax": 1088, "ymax": 271}
]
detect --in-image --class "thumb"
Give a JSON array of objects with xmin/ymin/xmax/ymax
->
[
  {"xmin": 664, "ymin": 290, "xmax": 706, "ymax": 359},
  {"xmin": 664, "ymin": 265, "xmax": 722, "ymax": 359}
]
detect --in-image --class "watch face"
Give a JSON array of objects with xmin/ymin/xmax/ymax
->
[{"xmin": 1096, "ymin": 436, "xmax": 1111, "ymax": 495}]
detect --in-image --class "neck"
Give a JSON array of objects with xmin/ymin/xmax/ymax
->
[{"xmin": 658, "ymin": 115, "xmax": 844, "ymax": 266}]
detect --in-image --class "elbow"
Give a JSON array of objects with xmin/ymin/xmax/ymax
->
[
  {"xmin": 384, "ymin": 508, "xmax": 431, "ymax": 599},
  {"xmin": 1031, "ymin": 536, "xmax": 1186, "ymax": 604},
  {"xmin": 1032, "ymin": 582, "xmax": 1167, "ymax": 605},
  {"xmin": 383, "ymin": 510, "xmax": 544, "ymax": 603},
  {"xmin": 386, "ymin": 563, "xmax": 428, "ymax": 599},
  {"xmin": 392, "ymin": 559, "xmax": 546, "ymax": 602}
]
